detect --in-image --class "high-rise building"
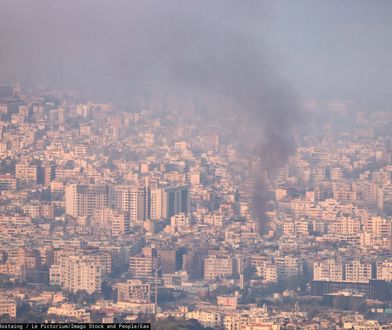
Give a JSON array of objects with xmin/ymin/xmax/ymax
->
[
  {"xmin": 160, "ymin": 249, "xmax": 177, "ymax": 274},
  {"xmin": 112, "ymin": 212, "xmax": 131, "ymax": 236},
  {"xmin": 204, "ymin": 254, "xmax": 233, "ymax": 281},
  {"xmin": 182, "ymin": 251, "xmax": 204, "ymax": 280},
  {"xmin": 50, "ymin": 255, "xmax": 102, "ymax": 294},
  {"xmin": 146, "ymin": 184, "xmax": 190, "ymax": 220},
  {"xmin": 65, "ymin": 184, "xmax": 111, "ymax": 217},
  {"xmin": 114, "ymin": 185, "xmax": 146, "ymax": 223},
  {"xmin": 345, "ymin": 260, "xmax": 372, "ymax": 283},
  {"xmin": 313, "ymin": 259, "xmax": 344, "ymax": 282},
  {"xmin": 149, "ymin": 188, "xmax": 163, "ymax": 220},
  {"xmin": 163, "ymin": 185, "xmax": 190, "ymax": 219},
  {"xmin": 313, "ymin": 258, "xmax": 373, "ymax": 283},
  {"xmin": 129, "ymin": 248, "xmax": 159, "ymax": 278},
  {"xmin": 15, "ymin": 163, "xmax": 38, "ymax": 184},
  {"xmin": 37, "ymin": 164, "xmax": 56, "ymax": 186},
  {"xmin": 275, "ymin": 255, "xmax": 303, "ymax": 280}
]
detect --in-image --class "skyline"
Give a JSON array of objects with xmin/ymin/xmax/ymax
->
[{"xmin": 0, "ymin": 1, "xmax": 392, "ymax": 328}]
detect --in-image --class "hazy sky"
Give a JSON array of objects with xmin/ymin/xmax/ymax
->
[
  {"xmin": 268, "ymin": 1, "xmax": 392, "ymax": 100},
  {"xmin": 0, "ymin": 0, "xmax": 391, "ymax": 100}
]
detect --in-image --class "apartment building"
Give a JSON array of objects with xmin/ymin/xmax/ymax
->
[
  {"xmin": 50, "ymin": 255, "xmax": 102, "ymax": 294},
  {"xmin": 0, "ymin": 298, "xmax": 16, "ymax": 318},
  {"xmin": 65, "ymin": 184, "xmax": 111, "ymax": 217},
  {"xmin": 204, "ymin": 254, "xmax": 233, "ymax": 281},
  {"xmin": 116, "ymin": 279, "xmax": 151, "ymax": 303}
]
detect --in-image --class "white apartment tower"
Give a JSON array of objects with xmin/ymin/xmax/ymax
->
[
  {"xmin": 86, "ymin": 184, "xmax": 191, "ymax": 222},
  {"xmin": 146, "ymin": 184, "xmax": 190, "ymax": 221},
  {"xmin": 150, "ymin": 188, "xmax": 163, "ymax": 220},
  {"xmin": 65, "ymin": 184, "xmax": 111, "ymax": 217},
  {"xmin": 50, "ymin": 255, "xmax": 102, "ymax": 294},
  {"xmin": 114, "ymin": 185, "xmax": 146, "ymax": 223}
]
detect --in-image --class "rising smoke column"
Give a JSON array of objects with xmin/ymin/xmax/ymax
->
[
  {"xmin": 167, "ymin": 4, "xmax": 301, "ymax": 233},
  {"xmin": 0, "ymin": 0, "xmax": 302, "ymax": 232}
]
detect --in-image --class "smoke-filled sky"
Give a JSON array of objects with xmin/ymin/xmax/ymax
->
[
  {"xmin": 2, "ymin": 0, "xmax": 389, "ymax": 232},
  {"xmin": 0, "ymin": 0, "xmax": 391, "ymax": 100}
]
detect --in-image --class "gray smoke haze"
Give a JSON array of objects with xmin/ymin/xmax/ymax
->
[{"xmin": 0, "ymin": 0, "xmax": 301, "ymax": 232}]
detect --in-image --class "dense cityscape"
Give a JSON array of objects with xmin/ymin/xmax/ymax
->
[
  {"xmin": 1, "ymin": 1, "xmax": 392, "ymax": 329},
  {"xmin": 0, "ymin": 84, "xmax": 391, "ymax": 329}
]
